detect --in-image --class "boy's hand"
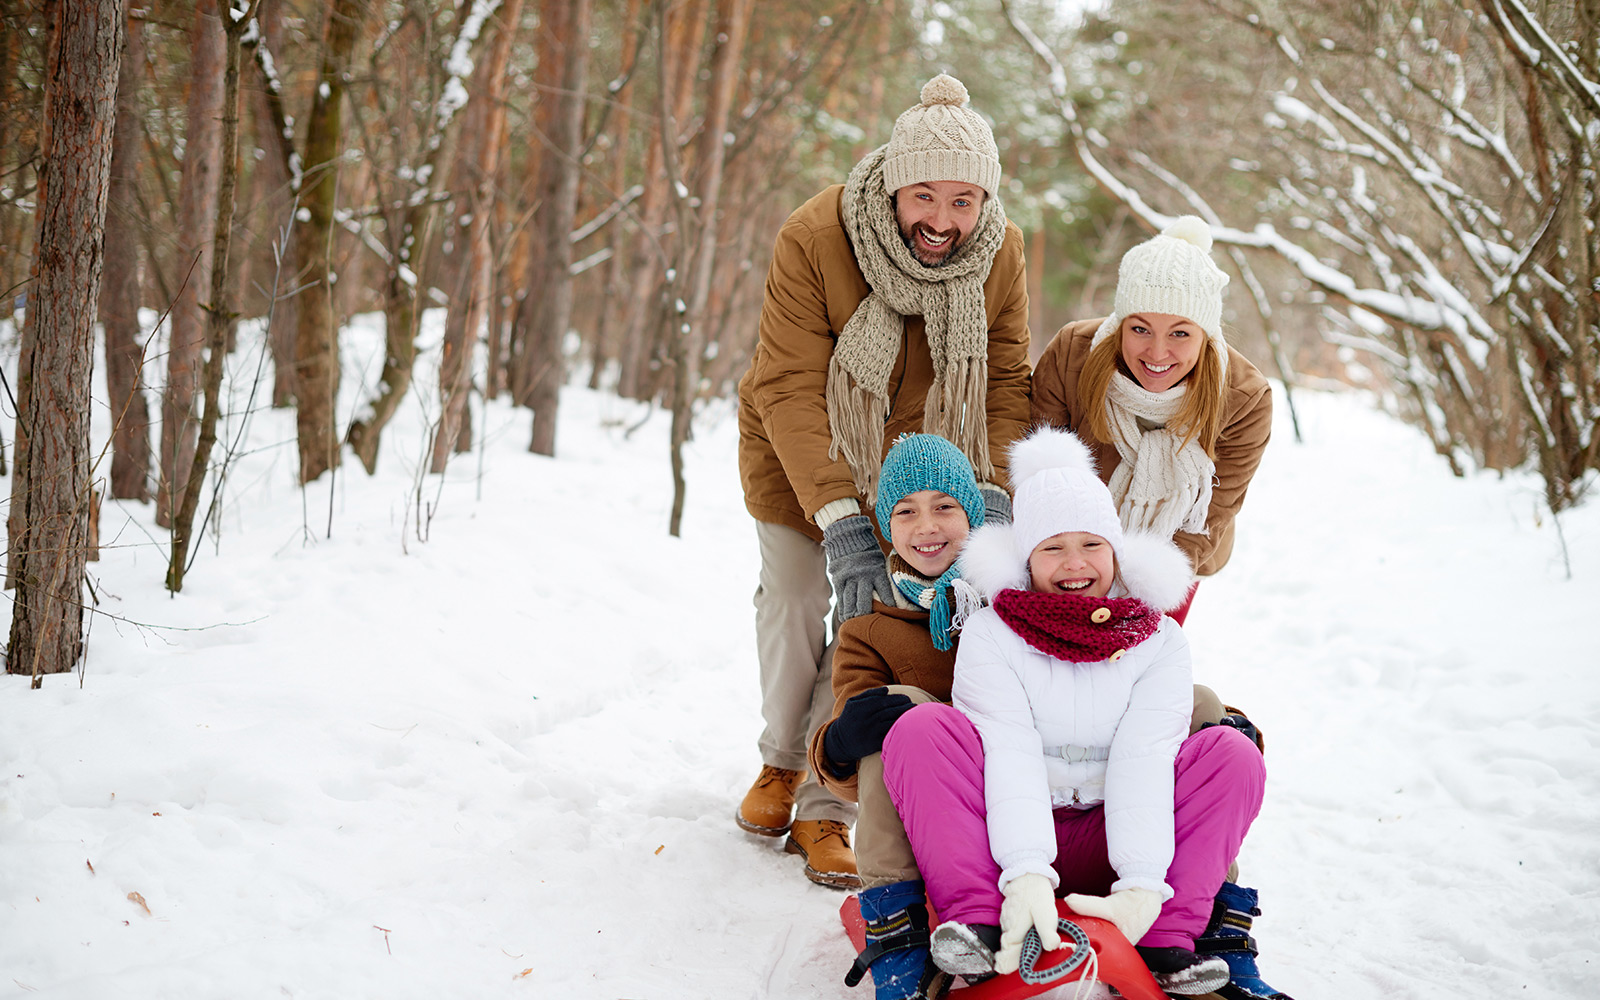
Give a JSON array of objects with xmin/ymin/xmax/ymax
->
[{"xmin": 822, "ymin": 687, "xmax": 915, "ymax": 774}]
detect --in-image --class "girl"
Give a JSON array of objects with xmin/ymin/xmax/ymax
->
[
  {"xmin": 1030, "ymin": 215, "xmax": 1272, "ymax": 625},
  {"xmin": 881, "ymin": 427, "xmax": 1267, "ymax": 995}
]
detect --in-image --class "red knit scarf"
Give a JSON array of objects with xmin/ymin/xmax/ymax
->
[{"xmin": 991, "ymin": 589, "xmax": 1163, "ymax": 663}]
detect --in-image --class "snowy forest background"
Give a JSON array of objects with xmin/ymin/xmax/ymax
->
[
  {"xmin": 0, "ymin": 1, "xmax": 1597, "ymax": 996},
  {"xmin": 1, "ymin": 1, "xmax": 1594, "ymax": 632}
]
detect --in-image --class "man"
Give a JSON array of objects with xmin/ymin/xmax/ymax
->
[{"xmin": 734, "ymin": 73, "xmax": 1032, "ymax": 888}]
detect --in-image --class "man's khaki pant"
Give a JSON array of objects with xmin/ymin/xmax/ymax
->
[{"xmin": 754, "ymin": 521, "xmax": 856, "ymax": 824}]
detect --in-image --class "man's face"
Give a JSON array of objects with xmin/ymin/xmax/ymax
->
[{"xmin": 893, "ymin": 181, "xmax": 985, "ymax": 266}]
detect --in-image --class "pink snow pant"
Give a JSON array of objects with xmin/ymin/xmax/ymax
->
[{"xmin": 882, "ymin": 702, "xmax": 1264, "ymax": 949}]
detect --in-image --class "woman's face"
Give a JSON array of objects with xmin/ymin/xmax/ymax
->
[
  {"xmin": 1119, "ymin": 312, "xmax": 1205, "ymax": 392},
  {"xmin": 1028, "ymin": 532, "xmax": 1115, "ymax": 598},
  {"xmin": 888, "ymin": 490, "xmax": 971, "ymax": 578}
]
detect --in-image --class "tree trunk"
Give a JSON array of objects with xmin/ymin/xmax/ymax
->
[
  {"xmin": 852, "ymin": 0, "xmax": 892, "ymax": 162},
  {"xmin": 487, "ymin": 173, "xmax": 524, "ymax": 401},
  {"xmin": 521, "ymin": 0, "xmax": 590, "ymax": 456},
  {"xmin": 156, "ymin": 0, "xmax": 225, "ymax": 527},
  {"xmin": 166, "ymin": 0, "xmax": 253, "ymax": 593},
  {"xmin": 6, "ymin": 0, "xmax": 124, "ymax": 681},
  {"xmin": 614, "ymin": 0, "xmax": 708, "ymax": 402},
  {"xmin": 99, "ymin": 0, "xmax": 151, "ymax": 502},
  {"xmin": 665, "ymin": 0, "xmax": 752, "ymax": 536},
  {"xmin": 432, "ymin": 0, "xmax": 524, "ymax": 473},
  {"xmin": 291, "ymin": 0, "xmax": 365, "ymax": 484},
  {"xmin": 243, "ymin": 0, "xmax": 298, "ymax": 407},
  {"xmin": 586, "ymin": 0, "xmax": 642, "ymax": 392},
  {"xmin": 0, "ymin": 3, "xmax": 32, "ymax": 317}
]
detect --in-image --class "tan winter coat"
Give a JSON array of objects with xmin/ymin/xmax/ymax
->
[
  {"xmin": 807, "ymin": 600, "xmax": 958, "ymax": 802},
  {"xmin": 1030, "ymin": 318, "xmax": 1272, "ymax": 577},
  {"xmin": 737, "ymin": 184, "xmax": 1033, "ymax": 542}
]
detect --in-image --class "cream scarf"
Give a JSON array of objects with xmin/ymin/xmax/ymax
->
[
  {"xmin": 827, "ymin": 145, "xmax": 1007, "ymax": 504},
  {"xmin": 1103, "ymin": 373, "xmax": 1215, "ymax": 539}
]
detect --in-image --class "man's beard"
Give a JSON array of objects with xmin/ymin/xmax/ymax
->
[{"xmin": 900, "ymin": 221, "xmax": 964, "ymax": 267}]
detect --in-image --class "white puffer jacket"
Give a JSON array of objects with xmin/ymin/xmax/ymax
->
[
  {"xmin": 951, "ymin": 608, "xmax": 1191, "ymax": 899},
  {"xmin": 950, "ymin": 424, "xmax": 1199, "ymax": 900}
]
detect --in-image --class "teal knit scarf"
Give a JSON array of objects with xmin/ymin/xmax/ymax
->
[{"xmin": 890, "ymin": 555, "xmax": 962, "ymax": 651}]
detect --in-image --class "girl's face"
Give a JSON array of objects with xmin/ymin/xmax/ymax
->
[
  {"xmin": 1119, "ymin": 312, "xmax": 1205, "ymax": 392},
  {"xmin": 1028, "ymin": 532, "xmax": 1115, "ymax": 598},
  {"xmin": 888, "ymin": 490, "xmax": 971, "ymax": 578}
]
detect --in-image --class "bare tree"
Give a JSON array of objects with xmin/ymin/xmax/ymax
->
[
  {"xmin": 291, "ymin": 0, "xmax": 367, "ymax": 484},
  {"xmin": 344, "ymin": 1, "xmax": 499, "ymax": 474},
  {"xmin": 239, "ymin": 0, "xmax": 299, "ymax": 407},
  {"xmin": 1005, "ymin": 0, "xmax": 1598, "ymax": 511},
  {"xmin": 0, "ymin": 0, "xmax": 44, "ymax": 313},
  {"xmin": 166, "ymin": 0, "xmax": 261, "ymax": 593},
  {"xmin": 156, "ymin": 0, "xmax": 225, "ymax": 527},
  {"xmin": 612, "ymin": 0, "xmax": 710, "ymax": 403},
  {"xmin": 432, "ymin": 0, "xmax": 525, "ymax": 473},
  {"xmin": 585, "ymin": 0, "xmax": 644, "ymax": 392},
  {"xmin": 99, "ymin": 0, "xmax": 152, "ymax": 502},
  {"xmin": 518, "ymin": 0, "xmax": 591, "ymax": 457},
  {"xmin": 6, "ymin": 0, "xmax": 124, "ymax": 681},
  {"xmin": 662, "ymin": 0, "xmax": 753, "ymax": 535}
]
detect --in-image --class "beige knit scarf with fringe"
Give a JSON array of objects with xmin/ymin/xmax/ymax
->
[
  {"xmin": 828, "ymin": 145, "xmax": 1007, "ymax": 504},
  {"xmin": 1103, "ymin": 372, "xmax": 1215, "ymax": 540}
]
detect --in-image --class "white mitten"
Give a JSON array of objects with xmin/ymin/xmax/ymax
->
[
  {"xmin": 1063, "ymin": 887, "xmax": 1163, "ymax": 945},
  {"xmin": 994, "ymin": 873, "xmax": 1062, "ymax": 975}
]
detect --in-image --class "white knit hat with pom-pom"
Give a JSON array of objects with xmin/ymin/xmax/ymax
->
[
  {"xmin": 1090, "ymin": 215, "xmax": 1232, "ymax": 380},
  {"xmin": 955, "ymin": 426, "xmax": 1195, "ymax": 612},
  {"xmin": 882, "ymin": 74, "xmax": 1001, "ymax": 198},
  {"xmin": 1007, "ymin": 426, "xmax": 1125, "ymax": 567}
]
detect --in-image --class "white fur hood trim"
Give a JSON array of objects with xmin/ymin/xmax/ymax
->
[
  {"xmin": 956, "ymin": 522, "xmax": 1028, "ymax": 601},
  {"xmin": 955, "ymin": 522, "xmax": 1195, "ymax": 611},
  {"xmin": 1115, "ymin": 530, "xmax": 1196, "ymax": 612}
]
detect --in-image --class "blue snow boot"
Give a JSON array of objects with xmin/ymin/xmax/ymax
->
[
  {"xmin": 1194, "ymin": 881, "xmax": 1295, "ymax": 1000},
  {"xmin": 846, "ymin": 880, "xmax": 947, "ymax": 1000}
]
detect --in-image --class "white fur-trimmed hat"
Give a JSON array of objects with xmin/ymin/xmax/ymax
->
[
  {"xmin": 1089, "ymin": 215, "xmax": 1231, "ymax": 383},
  {"xmin": 956, "ymin": 426, "xmax": 1194, "ymax": 611},
  {"xmin": 882, "ymin": 74, "xmax": 1001, "ymax": 199}
]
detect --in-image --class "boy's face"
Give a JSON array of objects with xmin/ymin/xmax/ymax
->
[
  {"xmin": 888, "ymin": 490, "xmax": 970, "ymax": 578},
  {"xmin": 1028, "ymin": 532, "xmax": 1115, "ymax": 598}
]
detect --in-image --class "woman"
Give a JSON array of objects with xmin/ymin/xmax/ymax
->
[
  {"xmin": 1031, "ymin": 216, "xmax": 1272, "ymax": 624},
  {"xmin": 1028, "ymin": 218, "xmax": 1293, "ymax": 1000}
]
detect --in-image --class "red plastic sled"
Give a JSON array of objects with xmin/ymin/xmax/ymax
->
[{"xmin": 839, "ymin": 894, "xmax": 1168, "ymax": 1000}]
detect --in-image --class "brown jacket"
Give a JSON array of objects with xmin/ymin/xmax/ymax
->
[
  {"xmin": 806, "ymin": 600, "xmax": 957, "ymax": 801},
  {"xmin": 1030, "ymin": 318, "xmax": 1273, "ymax": 576},
  {"xmin": 737, "ymin": 184, "xmax": 1033, "ymax": 541}
]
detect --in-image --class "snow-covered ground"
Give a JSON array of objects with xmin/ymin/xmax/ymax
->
[{"xmin": 1, "ymin": 312, "xmax": 1596, "ymax": 999}]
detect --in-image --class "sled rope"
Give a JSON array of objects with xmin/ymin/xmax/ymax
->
[{"xmin": 1018, "ymin": 917, "xmax": 1096, "ymax": 989}]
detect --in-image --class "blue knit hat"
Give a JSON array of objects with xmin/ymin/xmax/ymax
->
[
  {"xmin": 875, "ymin": 433, "xmax": 985, "ymax": 650},
  {"xmin": 875, "ymin": 433, "xmax": 986, "ymax": 537}
]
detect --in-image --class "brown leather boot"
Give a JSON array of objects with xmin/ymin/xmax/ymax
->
[
  {"xmin": 785, "ymin": 819, "xmax": 860, "ymax": 890},
  {"xmin": 736, "ymin": 765, "xmax": 803, "ymax": 836}
]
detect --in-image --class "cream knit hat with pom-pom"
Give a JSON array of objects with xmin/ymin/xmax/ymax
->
[
  {"xmin": 1090, "ymin": 215, "xmax": 1232, "ymax": 380},
  {"xmin": 882, "ymin": 74, "xmax": 1001, "ymax": 199}
]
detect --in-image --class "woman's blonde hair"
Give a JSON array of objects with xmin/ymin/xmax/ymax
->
[{"xmin": 1080, "ymin": 324, "xmax": 1227, "ymax": 457}]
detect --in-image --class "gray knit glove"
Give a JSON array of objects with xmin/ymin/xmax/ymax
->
[
  {"xmin": 820, "ymin": 515, "xmax": 892, "ymax": 622},
  {"xmin": 981, "ymin": 487, "xmax": 1013, "ymax": 526}
]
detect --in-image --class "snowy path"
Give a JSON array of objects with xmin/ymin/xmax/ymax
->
[{"xmin": 1, "ymin": 322, "xmax": 1596, "ymax": 998}]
